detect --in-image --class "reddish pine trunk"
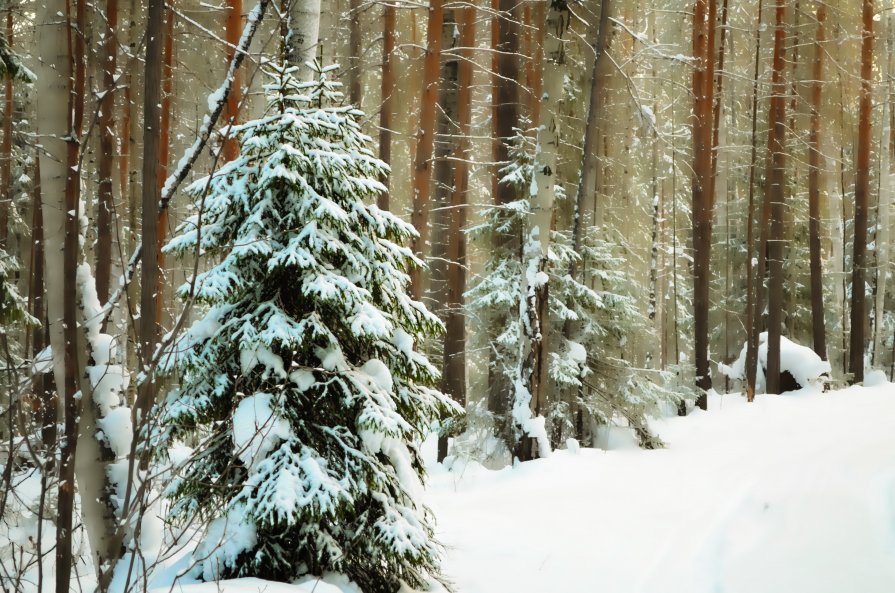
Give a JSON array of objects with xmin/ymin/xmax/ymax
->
[
  {"xmin": 409, "ymin": 0, "xmax": 444, "ymax": 300},
  {"xmin": 850, "ymin": 0, "xmax": 874, "ymax": 384},
  {"xmin": 223, "ymin": 0, "xmax": 243, "ymax": 162},
  {"xmin": 691, "ymin": 0, "xmax": 717, "ymax": 408},
  {"xmin": 808, "ymin": 6, "xmax": 828, "ymax": 361}
]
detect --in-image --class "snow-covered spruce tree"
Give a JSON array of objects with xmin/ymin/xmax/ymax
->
[
  {"xmin": 466, "ymin": 128, "xmax": 673, "ymax": 455},
  {"xmin": 160, "ymin": 62, "xmax": 460, "ymax": 591}
]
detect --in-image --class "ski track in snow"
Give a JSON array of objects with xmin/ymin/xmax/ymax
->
[{"xmin": 425, "ymin": 385, "xmax": 895, "ymax": 593}]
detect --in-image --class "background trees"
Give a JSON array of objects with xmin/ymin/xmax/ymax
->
[{"xmin": 1, "ymin": 0, "xmax": 893, "ymax": 590}]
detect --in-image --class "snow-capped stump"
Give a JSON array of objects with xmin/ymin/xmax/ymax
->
[{"xmin": 719, "ymin": 332, "xmax": 831, "ymax": 393}]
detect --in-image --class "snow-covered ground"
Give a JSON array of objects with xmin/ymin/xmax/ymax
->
[
  {"xmin": 427, "ymin": 384, "xmax": 895, "ymax": 593},
  {"xmin": 153, "ymin": 383, "xmax": 895, "ymax": 593}
]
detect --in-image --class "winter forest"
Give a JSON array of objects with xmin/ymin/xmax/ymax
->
[{"xmin": 2, "ymin": 0, "xmax": 895, "ymax": 591}]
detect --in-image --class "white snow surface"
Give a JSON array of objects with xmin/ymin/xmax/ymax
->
[
  {"xmin": 719, "ymin": 332, "xmax": 832, "ymax": 391},
  {"xmin": 143, "ymin": 384, "xmax": 895, "ymax": 593},
  {"xmin": 150, "ymin": 575, "xmax": 358, "ymax": 593},
  {"xmin": 428, "ymin": 385, "xmax": 895, "ymax": 593}
]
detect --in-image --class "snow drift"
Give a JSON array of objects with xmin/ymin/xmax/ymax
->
[{"xmin": 718, "ymin": 332, "xmax": 831, "ymax": 392}]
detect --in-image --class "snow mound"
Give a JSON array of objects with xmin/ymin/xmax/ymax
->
[
  {"xmin": 719, "ymin": 332, "xmax": 831, "ymax": 392},
  {"xmin": 150, "ymin": 577, "xmax": 355, "ymax": 593},
  {"xmin": 863, "ymin": 369, "xmax": 889, "ymax": 387},
  {"xmin": 427, "ymin": 386, "xmax": 895, "ymax": 593}
]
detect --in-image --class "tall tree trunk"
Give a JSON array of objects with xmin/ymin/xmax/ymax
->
[
  {"xmin": 30, "ymin": 156, "xmax": 52, "ymax": 451},
  {"xmin": 487, "ymin": 0, "xmax": 521, "ymax": 446},
  {"xmin": 765, "ymin": 0, "xmax": 788, "ymax": 395},
  {"xmin": 347, "ymin": 0, "xmax": 362, "ymax": 107},
  {"xmin": 155, "ymin": 3, "xmax": 175, "ymax": 329},
  {"xmin": 223, "ymin": 0, "xmax": 243, "ymax": 162},
  {"xmin": 433, "ymin": 7, "xmax": 466, "ymax": 463},
  {"xmin": 691, "ymin": 0, "xmax": 717, "ymax": 408},
  {"xmin": 287, "ymin": 0, "xmax": 322, "ymax": 79},
  {"xmin": 139, "ymin": 0, "xmax": 163, "ymax": 425},
  {"xmin": 377, "ymin": 2, "xmax": 395, "ymax": 207},
  {"xmin": 437, "ymin": 3, "xmax": 473, "ymax": 462},
  {"xmin": 41, "ymin": 0, "xmax": 87, "ymax": 588},
  {"xmin": 528, "ymin": 1, "xmax": 545, "ymax": 129},
  {"xmin": 850, "ymin": 0, "xmax": 874, "ymax": 384},
  {"xmin": 409, "ymin": 0, "xmax": 444, "ymax": 300},
  {"xmin": 567, "ymin": 0, "xmax": 611, "ymax": 430},
  {"xmin": 744, "ymin": 0, "xmax": 764, "ymax": 402},
  {"xmin": 96, "ymin": 0, "xmax": 119, "ymax": 306},
  {"xmin": 516, "ymin": 0, "xmax": 569, "ymax": 461},
  {"xmin": 808, "ymin": 5, "xmax": 827, "ymax": 361},
  {"xmin": 0, "ymin": 10, "xmax": 11, "ymax": 248},
  {"xmin": 878, "ymin": 15, "xmax": 895, "ymax": 369},
  {"xmin": 573, "ymin": 0, "xmax": 611, "ymax": 258}
]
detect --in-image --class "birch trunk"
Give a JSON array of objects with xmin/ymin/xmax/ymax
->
[
  {"xmin": 287, "ymin": 0, "xmax": 322, "ymax": 79},
  {"xmin": 34, "ymin": 3, "xmax": 75, "ymax": 588},
  {"xmin": 516, "ymin": 2, "xmax": 568, "ymax": 461}
]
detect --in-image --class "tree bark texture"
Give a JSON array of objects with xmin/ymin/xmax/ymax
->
[
  {"xmin": 764, "ymin": 0, "xmax": 788, "ymax": 395},
  {"xmin": 223, "ymin": 0, "xmax": 243, "ymax": 162},
  {"xmin": 487, "ymin": 0, "xmax": 521, "ymax": 444},
  {"xmin": 744, "ymin": 0, "xmax": 764, "ymax": 402},
  {"xmin": 95, "ymin": 0, "xmax": 119, "ymax": 306},
  {"xmin": 691, "ymin": 0, "xmax": 717, "ymax": 408},
  {"xmin": 139, "ymin": 0, "xmax": 163, "ymax": 418},
  {"xmin": 850, "ymin": 0, "xmax": 874, "ymax": 384},
  {"xmin": 808, "ymin": 5, "xmax": 827, "ymax": 361},
  {"xmin": 409, "ymin": 0, "xmax": 444, "ymax": 301},
  {"xmin": 287, "ymin": 0, "xmax": 322, "ymax": 79},
  {"xmin": 377, "ymin": 2, "xmax": 395, "ymax": 207}
]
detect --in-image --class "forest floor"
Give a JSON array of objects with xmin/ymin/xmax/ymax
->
[
  {"xmin": 153, "ymin": 383, "xmax": 895, "ymax": 593},
  {"xmin": 426, "ymin": 384, "xmax": 895, "ymax": 593}
]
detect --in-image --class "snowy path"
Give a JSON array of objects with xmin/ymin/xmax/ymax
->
[{"xmin": 426, "ymin": 386, "xmax": 895, "ymax": 593}]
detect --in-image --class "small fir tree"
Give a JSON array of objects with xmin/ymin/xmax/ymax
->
[
  {"xmin": 0, "ymin": 250, "xmax": 33, "ymax": 326},
  {"xmin": 161, "ymin": 62, "xmax": 460, "ymax": 592},
  {"xmin": 466, "ymin": 128, "xmax": 674, "ymax": 454}
]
